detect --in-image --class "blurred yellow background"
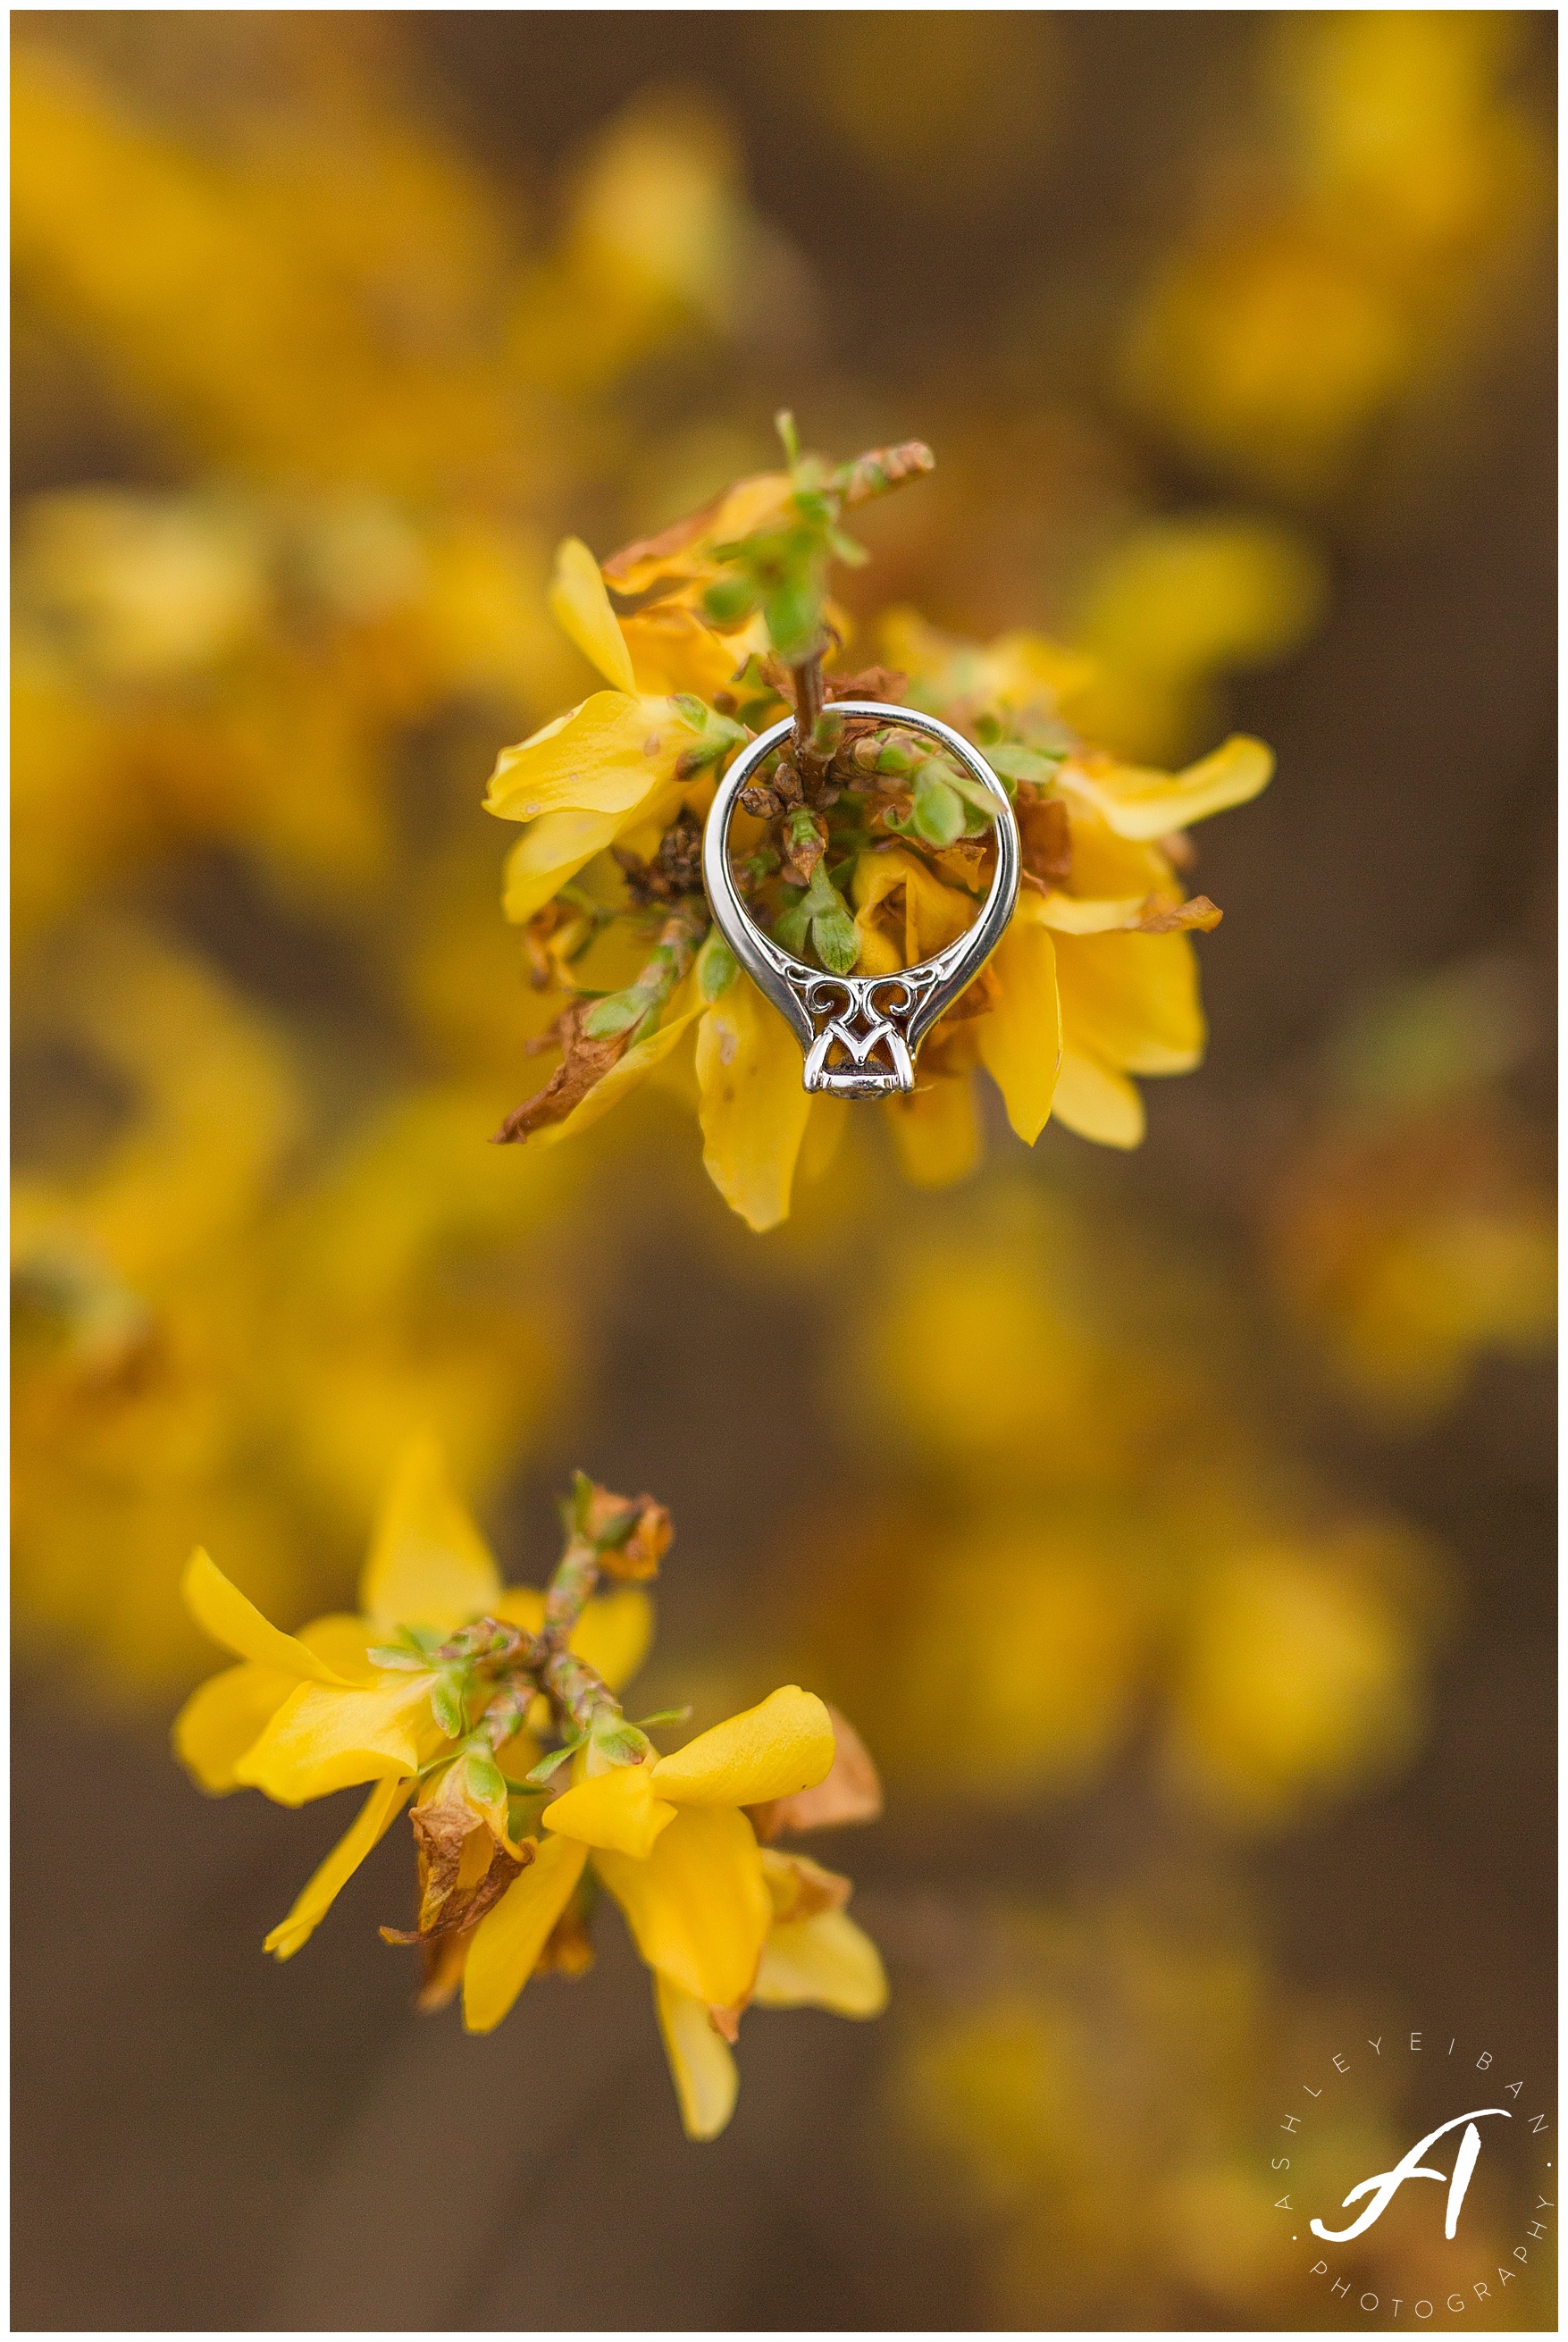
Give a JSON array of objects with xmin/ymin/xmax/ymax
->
[{"xmin": 12, "ymin": 12, "xmax": 1555, "ymax": 2330}]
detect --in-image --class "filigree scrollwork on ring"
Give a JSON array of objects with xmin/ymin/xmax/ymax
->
[
  {"xmin": 702, "ymin": 701, "xmax": 1021, "ymax": 1097},
  {"xmin": 788, "ymin": 970, "xmax": 938, "ymax": 1095}
]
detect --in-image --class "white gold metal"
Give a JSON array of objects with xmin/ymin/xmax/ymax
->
[{"xmin": 702, "ymin": 700, "xmax": 1020, "ymax": 1097}]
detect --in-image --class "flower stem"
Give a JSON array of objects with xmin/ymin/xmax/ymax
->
[
  {"xmin": 543, "ymin": 1531, "xmax": 600, "ymax": 1639},
  {"xmin": 792, "ymin": 650, "xmax": 825, "ymax": 744}
]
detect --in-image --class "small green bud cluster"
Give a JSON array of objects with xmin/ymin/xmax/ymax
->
[
  {"xmin": 579, "ymin": 903, "xmax": 704, "ymax": 1041},
  {"xmin": 776, "ymin": 861, "xmax": 859, "ymax": 977},
  {"xmin": 701, "ymin": 415, "xmax": 929, "ymax": 671},
  {"xmin": 672, "ymin": 694, "xmax": 747, "ymax": 781}
]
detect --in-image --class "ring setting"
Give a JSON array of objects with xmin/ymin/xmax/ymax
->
[{"xmin": 702, "ymin": 700, "xmax": 1021, "ymax": 1097}]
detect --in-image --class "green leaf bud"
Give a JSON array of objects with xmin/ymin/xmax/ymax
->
[
  {"xmin": 524, "ymin": 1736, "xmax": 585, "ymax": 1786},
  {"xmin": 988, "ymin": 740, "xmax": 1068, "ymax": 785},
  {"xmin": 465, "ymin": 1751, "xmax": 507, "ymax": 1806},
  {"xmin": 697, "ymin": 932, "xmax": 738, "ymax": 1002},
  {"xmin": 876, "ymin": 738, "xmax": 918, "ymax": 776},
  {"xmin": 430, "ymin": 1672, "xmax": 468, "ymax": 1741},
  {"xmin": 703, "ymin": 575, "xmax": 759, "ymax": 627},
  {"xmin": 809, "ymin": 707, "xmax": 846, "ymax": 758},
  {"xmin": 589, "ymin": 1718, "xmax": 651, "ymax": 1768},
  {"xmin": 912, "ymin": 765, "xmax": 965, "ymax": 848},
  {"xmin": 946, "ymin": 765, "xmax": 1000, "ymax": 823},
  {"xmin": 765, "ymin": 574, "xmax": 826, "ymax": 667},
  {"xmin": 775, "ymin": 896, "xmax": 811, "ymax": 955},
  {"xmin": 813, "ymin": 904, "xmax": 860, "ymax": 976},
  {"xmin": 582, "ymin": 990, "xmax": 650, "ymax": 1039}
]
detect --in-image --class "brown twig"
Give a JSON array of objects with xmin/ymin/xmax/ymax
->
[
  {"xmin": 431, "ymin": 1482, "xmax": 669, "ymax": 1756},
  {"xmin": 791, "ymin": 650, "xmax": 825, "ymax": 768}
]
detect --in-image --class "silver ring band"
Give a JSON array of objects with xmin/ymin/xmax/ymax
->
[{"xmin": 702, "ymin": 699, "xmax": 1020, "ymax": 1096}]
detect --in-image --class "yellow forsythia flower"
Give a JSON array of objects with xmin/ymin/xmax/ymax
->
[
  {"xmin": 482, "ymin": 453, "xmax": 1275, "ymax": 1227},
  {"xmin": 174, "ymin": 1438, "xmax": 886, "ymax": 2140},
  {"xmin": 173, "ymin": 1436, "xmax": 650, "ymax": 1926}
]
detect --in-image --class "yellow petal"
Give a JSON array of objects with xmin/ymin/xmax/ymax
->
[
  {"xmin": 695, "ymin": 978, "xmax": 811, "ymax": 1232},
  {"xmin": 752, "ymin": 1910, "xmax": 889, "ymax": 2018},
  {"xmin": 1062, "ymin": 808, "xmax": 1177, "ymax": 899},
  {"xmin": 593, "ymin": 1805, "xmax": 770, "ymax": 2008},
  {"xmin": 462, "ymin": 1834, "xmax": 588, "ymax": 2032},
  {"xmin": 172, "ymin": 1660, "xmax": 297, "ymax": 1794},
  {"xmin": 602, "ymin": 471, "xmax": 792, "ymax": 595},
  {"xmin": 498, "ymin": 773, "xmax": 684, "ymax": 922},
  {"xmin": 501, "ymin": 806, "xmax": 623, "ymax": 925},
  {"xmin": 652, "ymin": 1685, "xmax": 835, "ymax": 1809},
  {"xmin": 548, "ymin": 536, "xmax": 636, "ymax": 693},
  {"xmin": 985, "ymin": 629, "xmax": 1098, "ymax": 713},
  {"xmin": 1058, "ymin": 734, "xmax": 1273, "ymax": 841},
  {"xmin": 358, "ymin": 1431, "xmax": 501, "ymax": 1635},
  {"xmin": 264, "ymin": 1775, "xmax": 411, "ymax": 1961},
  {"xmin": 232, "ymin": 1675, "xmax": 434, "ymax": 1805},
  {"xmin": 180, "ymin": 1549, "xmax": 354, "ymax": 1684},
  {"xmin": 1034, "ymin": 893, "xmax": 1149, "ymax": 935},
  {"xmin": 878, "ymin": 612, "xmax": 1095, "ymax": 721},
  {"xmin": 977, "ymin": 906, "xmax": 1061, "ymax": 1143},
  {"xmin": 1050, "ymin": 1047, "xmax": 1145, "ymax": 1148},
  {"xmin": 1055, "ymin": 928, "xmax": 1203, "ymax": 1075},
  {"xmin": 296, "ymin": 1614, "xmax": 380, "ymax": 1683},
  {"xmin": 494, "ymin": 1585, "xmax": 546, "ymax": 1633},
  {"xmin": 532, "ymin": 995, "xmax": 704, "ymax": 1147},
  {"xmin": 653, "ymin": 1972, "xmax": 739, "ymax": 2141},
  {"xmin": 621, "ymin": 602, "xmax": 746, "ymax": 698},
  {"xmin": 571, "ymin": 1587, "xmax": 654, "ymax": 1692},
  {"xmin": 542, "ymin": 1762, "xmax": 676, "ymax": 1859},
  {"xmin": 884, "ymin": 1075, "xmax": 981, "ymax": 1187},
  {"xmin": 851, "ymin": 845, "xmax": 975, "ymax": 969},
  {"xmin": 484, "ymin": 692, "xmax": 683, "ymax": 821}
]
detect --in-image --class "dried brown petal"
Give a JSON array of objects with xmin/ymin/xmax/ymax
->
[
  {"xmin": 749, "ymin": 1705, "xmax": 883, "ymax": 1840},
  {"xmin": 415, "ymin": 1926, "xmax": 474, "ymax": 2012},
  {"xmin": 1018, "ymin": 792, "xmax": 1073, "ymax": 886},
  {"xmin": 583, "ymin": 1483, "xmax": 672, "ymax": 1580},
  {"xmin": 522, "ymin": 901, "xmax": 584, "ymax": 991},
  {"xmin": 1131, "ymin": 893, "xmax": 1222, "ymax": 935},
  {"xmin": 779, "ymin": 813, "xmax": 827, "ymax": 888},
  {"xmin": 492, "ymin": 1002, "xmax": 625, "ymax": 1144},
  {"xmin": 381, "ymin": 1779, "xmax": 533, "ymax": 1960},
  {"xmin": 837, "ymin": 441, "xmax": 935, "ymax": 508},
  {"xmin": 602, "ymin": 490, "xmax": 728, "ymax": 583},
  {"xmin": 931, "ymin": 839, "xmax": 993, "ymax": 894},
  {"xmin": 825, "ymin": 664, "xmax": 909, "ymax": 705},
  {"xmin": 759, "ymin": 1848, "xmax": 853, "ymax": 1923},
  {"xmin": 534, "ymin": 1907, "xmax": 596, "ymax": 1979}
]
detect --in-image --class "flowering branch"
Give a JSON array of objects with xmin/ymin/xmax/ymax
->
[
  {"xmin": 492, "ymin": 901, "xmax": 707, "ymax": 1143},
  {"xmin": 479, "ymin": 417, "xmax": 1275, "ymax": 1223},
  {"xmin": 175, "ymin": 1440, "xmax": 885, "ymax": 2138},
  {"xmin": 428, "ymin": 1473, "xmax": 672, "ymax": 1773},
  {"xmin": 706, "ymin": 409, "xmax": 934, "ymax": 775}
]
